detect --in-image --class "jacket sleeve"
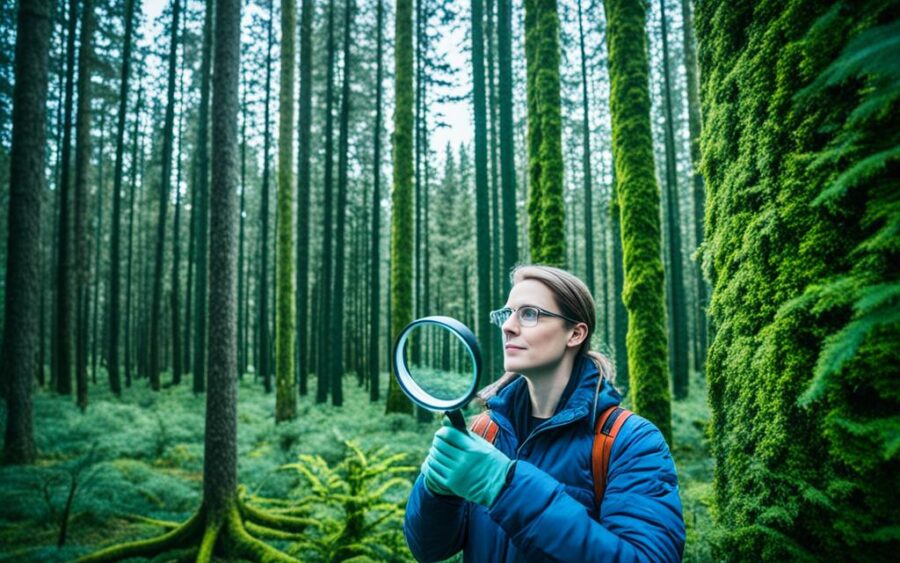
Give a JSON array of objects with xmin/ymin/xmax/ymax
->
[
  {"xmin": 487, "ymin": 416, "xmax": 685, "ymax": 562},
  {"xmin": 403, "ymin": 474, "xmax": 468, "ymax": 562}
]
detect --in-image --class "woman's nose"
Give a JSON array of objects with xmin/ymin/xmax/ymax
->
[{"xmin": 502, "ymin": 314, "xmax": 518, "ymax": 335}]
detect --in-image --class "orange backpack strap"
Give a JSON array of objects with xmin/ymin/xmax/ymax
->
[
  {"xmin": 591, "ymin": 406, "xmax": 634, "ymax": 504},
  {"xmin": 470, "ymin": 411, "xmax": 500, "ymax": 443}
]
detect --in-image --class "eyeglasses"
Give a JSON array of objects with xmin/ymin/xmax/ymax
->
[{"xmin": 489, "ymin": 305, "xmax": 579, "ymax": 328}]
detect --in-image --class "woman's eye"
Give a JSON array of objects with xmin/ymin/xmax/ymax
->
[{"xmin": 521, "ymin": 308, "xmax": 538, "ymax": 322}]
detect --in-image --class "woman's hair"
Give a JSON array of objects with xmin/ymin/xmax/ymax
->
[{"xmin": 477, "ymin": 264, "xmax": 616, "ymax": 404}]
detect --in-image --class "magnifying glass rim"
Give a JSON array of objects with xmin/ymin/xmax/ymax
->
[{"xmin": 393, "ymin": 316, "xmax": 481, "ymax": 412}]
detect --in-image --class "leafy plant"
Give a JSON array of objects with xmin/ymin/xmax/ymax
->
[{"xmin": 279, "ymin": 440, "xmax": 417, "ymax": 562}]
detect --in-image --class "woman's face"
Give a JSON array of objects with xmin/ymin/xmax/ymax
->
[{"xmin": 500, "ymin": 280, "xmax": 580, "ymax": 376}]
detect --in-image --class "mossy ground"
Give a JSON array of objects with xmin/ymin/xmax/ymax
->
[{"xmin": 0, "ymin": 370, "xmax": 715, "ymax": 561}]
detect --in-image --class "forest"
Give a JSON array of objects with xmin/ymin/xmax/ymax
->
[{"xmin": 0, "ymin": 0, "xmax": 897, "ymax": 560}]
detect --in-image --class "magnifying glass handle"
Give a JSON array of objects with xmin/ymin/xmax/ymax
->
[{"xmin": 446, "ymin": 410, "xmax": 468, "ymax": 432}]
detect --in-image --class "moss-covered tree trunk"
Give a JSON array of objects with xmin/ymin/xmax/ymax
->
[
  {"xmin": 295, "ymin": 0, "xmax": 314, "ymax": 397},
  {"xmin": 603, "ymin": 0, "xmax": 671, "ymax": 441},
  {"xmin": 524, "ymin": 0, "xmax": 565, "ymax": 266},
  {"xmin": 124, "ymin": 75, "xmax": 143, "ymax": 389},
  {"xmin": 697, "ymin": 0, "xmax": 899, "ymax": 558},
  {"xmin": 275, "ymin": 0, "xmax": 296, "ymax": 421},
  {"xmin": 386, "ymin": 0, "xmax": 414, "ymax": 415},
  {"xmin": 2, "ymin": 0, "xmax": 52, "ymax": 465}
]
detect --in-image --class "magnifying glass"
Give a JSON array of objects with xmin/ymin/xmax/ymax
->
[{"xmin": 392, "ymin": 316, "xmax": 481, "ymax": 431}]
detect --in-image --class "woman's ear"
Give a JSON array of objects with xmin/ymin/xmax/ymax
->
[{"xmin": 567, "ymin": 323, "xmax": 589, "ymax": 349}]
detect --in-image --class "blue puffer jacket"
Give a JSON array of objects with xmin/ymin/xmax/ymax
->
[{"xmin": 403, "ymin": 357, "xmax": 685, "ymax": 562}]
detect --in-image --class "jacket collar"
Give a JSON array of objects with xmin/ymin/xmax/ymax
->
[{"xmin": 486, "ymin": 355, "xmax": 622, "ymax": 441}]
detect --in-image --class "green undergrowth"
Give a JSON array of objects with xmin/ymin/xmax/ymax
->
[{"xmin": 0, "ymin": 369, "xmax": 715, "ymax": 561}]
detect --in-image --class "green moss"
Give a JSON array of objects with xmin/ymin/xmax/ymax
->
[
  {"xmin": 387, "ymin": 0, "xmax": 414, "ymax": 415},
  {"xmin": 697, "ymin": 0, "xmax": 900, "ymax": 558},
  {"xmin": 603, "ymin": 0, "xmax": 672, "ymax": 442},
  {"xmin": 524, "ymin": 0, "xmax": 566, "ymax": 266}
]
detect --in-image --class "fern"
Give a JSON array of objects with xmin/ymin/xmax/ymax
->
[{"xmin": 279, "ymin": 440, "xmax": 417, "ymax": 562}]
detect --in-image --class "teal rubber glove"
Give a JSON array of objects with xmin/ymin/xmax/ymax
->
[{"xmin": 421, "ymin": 420, "xmax": 513, "ymax": 507}]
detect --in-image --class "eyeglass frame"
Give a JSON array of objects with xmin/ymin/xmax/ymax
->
[{"xmin": 489, "ymin": 305, "xmax": 580, "ymax": 328}]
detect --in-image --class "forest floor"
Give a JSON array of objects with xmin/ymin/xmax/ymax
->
[{"xmin": 0, "ymin": 369, "xmax": 714, "ymax": 562}]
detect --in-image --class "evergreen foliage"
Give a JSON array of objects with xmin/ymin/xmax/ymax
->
[
  {"xmin": 697, "ymin": 0, "xmax": 900, "ymax": 558},
  {"xmin": 603, "ymin": 0, "xmax": 672, "ymax": 441}
]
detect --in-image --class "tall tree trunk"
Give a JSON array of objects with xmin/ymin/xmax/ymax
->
[
  {"xmin": 203, "ymin": 0, "xmax": 240, "ymax": 520},
  {"xmin": 369, "ymin": 0, "xmax": 384, "ymax": 403},
  {"xmin": 524, "ymin": 0, "xmax": 565, "ymax": 266},
  {"xmin": 150, "ymin": 0, "xmax": 182, "ymax": 391},
  {"xmin": 90, "ymin": 117, "xmax": 105, "ymax": 385},
  {"xmin": 258, "ymin": 0, "xmax": 275, "ymax": 395},
  {"xmin": 385, "ymin": 0, "xmax": 414, "ymax": 414},
  {"xmin": 275, "ymin": 0, "xmax": 296, "ymax": 421},
  {"xmin": 577, "ymin": 0, "xmax": 594, "ymax": 293},
  {"xmin": 171, "ymin": 14, "xmax": 188, "ymax": 386},
  {"xmin": 487, "ymin": 0, "xmax": 501, "ymax": 311},
  {"xmin": 295, "ymin": 0, "xmax": 314, "ymax": 397},
  {"xmin": 2, "ymin": 0, "xmax": 52, "ymax": 464},
  {"xmin": 681, "ymin": 0, "xmax": 706, "ymax": 372},
  {"xmin": 317, "ymin": 0, "xmax": 337, "ymax": 403},
  {"xmin": 603, "ymin": 0, "xmax": 671, "ymax": 441},
  {"xmin": 125, "ymin": 74, "xmax": 143, "ymax": 389},
  {"xmin": 472, "ymin": 0, "xmax": 493, "ymax": 386},
  {"xmin": 659, "ymin": 0, "xmax": 688, "ymax": 399},
  {"xmin": 107, "ymin": 0, "xmax": 136, "ymax": 396},
  {"xmin": 237, "ymin": 71, "xmax": 247, "ymax": 378},
  {"xmin": 497, "ymin": 0, "xmax": 517, "ymax": 297},
  {"xmin": 54, "ymin": 0, "xmax": 78, "ymax": 396},
  {"xmin": 74, "ymin": 0, "xmax": 95, "ymax": 410},
  {"xmin": 192, "ymin": 0, "xmax": 213, "ymax": 394},
  {"xmin": 331, "ymin": 0, "xmax": 354, "ymax": 408}
]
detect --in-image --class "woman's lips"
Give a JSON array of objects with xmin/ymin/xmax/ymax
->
[{"xmin": 504, "ymin": 344, "xmax": 525, "ymax": 351}]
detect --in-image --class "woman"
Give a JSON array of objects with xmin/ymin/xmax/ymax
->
[{"xmin": 403, "ymin": 265, "xmax": 685, "ymax": 562}]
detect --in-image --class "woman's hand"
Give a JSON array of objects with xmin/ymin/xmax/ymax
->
[{"xmin": 421, "ymin": 420, "xmax": 513, "ymax": 507}]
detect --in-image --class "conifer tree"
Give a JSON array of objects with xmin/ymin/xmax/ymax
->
[
  {"xmin": 331, "ymin": 0, "xmax": 355, "ymax": 408},
  {"xmin": 107, "ymin": 0, "xmax": 137, "ymax": 396},
  {"xmin": 472, "ymin": 0, "xmax": 494, "ymax": 385},
  {"xmin": 295, "ymin": 0, "xmax": 314, "ymax": 397},
  {"xmin": 2, "ymin": 0, "xmax": 53, "ymax": 465},
  {"xmin": 54, "ymin": 0, "xmax": 78, "ymax": 396},
  {"xmin": 658, "ymin": 0, "xmax": 688, "ymax": 399},
  {"xmin": 497, "ymin": 0, "xmax": 517, "ymax": 296},
  {"xmin": 275, "ymin": 0, "xmax": 297, "ymax": 421},
  {"xmin": 369, "ymin": 0, "xmax": 384, "ymax": 402},
  {"xmin": 386, "ymin": 0, "xmax": 414, "ymax": 415},
  {"xmin": 73, "ymin": 0, "xmax": 95, "ymax": 410},
  {"xmin": 149, "ymin": 0, "xmax": 182, "ymax": 391},
  {"xmin": 603, "ymin": 0, "xmax": 671, "ymax": 441}
]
